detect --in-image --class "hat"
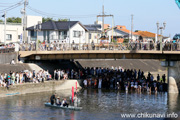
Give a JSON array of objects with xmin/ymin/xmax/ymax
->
[{"xmin": 57, "ymin": 96, "xmax": 60, "ymax": 99}]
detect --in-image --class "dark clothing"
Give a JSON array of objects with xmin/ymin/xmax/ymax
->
[
  {"xmin": 51, "ymin": 100, "xmax": 54, "ymax": 105},
  {"xmin": 18, "ymin": 55, "xmax": 21, "ymax": 61},
  {"xmin": 50, "ymin": 95, "xmax": 56, "ymax": 105},
  {"xmin": 63, "ymin": 103, "xmax": 69, "ymax": 107}
]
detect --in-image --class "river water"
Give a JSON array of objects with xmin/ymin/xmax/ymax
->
[{"xmin": 0, "ymin": 89, "xmax": 179, "ymax": 120}]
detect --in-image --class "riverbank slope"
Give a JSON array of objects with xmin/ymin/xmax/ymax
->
[{"xmin": 0, "ymin": 80, "xmax": 82, "ymax": 97}]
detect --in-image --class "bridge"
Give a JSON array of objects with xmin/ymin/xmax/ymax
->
[
  {"xmin": 19, "ymin": 42, "xmax": 180, "ymax": 60},
  {"xmin": 18, "ymin": 43, "xmax": 180, "ymax": 94},
  {"xmin": 19, "ymin": 50, "xmax": 180, "ymax": 61}
]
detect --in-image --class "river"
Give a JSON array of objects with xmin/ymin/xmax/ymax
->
[{"xmin": 0, "ymin": 89, "xmax": 179, "ymax": 120}]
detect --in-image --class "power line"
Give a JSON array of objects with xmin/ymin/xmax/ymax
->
[
  {"xmin": 0, "ymin": 0, "xmax": 24, "ymax": 13},
  {"xmin": 27, "ymin": 5, "xmax": 97, "ymax": 18},
  {"xmin": 0, "ymin": 1, "xmax": 22, "ymax": 4}
]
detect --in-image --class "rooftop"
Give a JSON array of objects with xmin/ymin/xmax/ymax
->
[{"xmin": 27, "ymin": 20, "xmax": 88, "ymax": 31}]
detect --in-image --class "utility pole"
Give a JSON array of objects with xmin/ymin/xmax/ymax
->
[
  {"xmin": 97, "ymin": 5, "xmax": 113, "ymax": 36},
  {"xmin": 102, "ymin": 5, "xmax": 104, "ymax": 35},
  {"xmin": 4, "ymin": 11, "xmax": 6, "ymax": 45},
  {"xmin": 23, "ymin": 0, "xmax": 28, "ymax": 43},
  {"xmin": 131, "ymin": 14, "xmax": 134, "ymax": 41}
]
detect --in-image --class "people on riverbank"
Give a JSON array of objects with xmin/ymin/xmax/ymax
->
[
  {"xmin": 0, "ymin": 69, "xmax": 51, "ymax": 88},
  {"xmin": 81, "ymin": 67, "xmax": 167, "ymax": 93},
  {"xmin": 53, "ymin": 69, "xmax": 83, "ymax": 80}
]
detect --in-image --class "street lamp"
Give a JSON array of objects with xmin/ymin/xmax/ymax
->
[
  {"xmin": 34, "ymin": 21, "xmax": 41, "ymax": 51},
  {"xmin": 156, "ymin": 21, "xmax": 166, "ymax": 51}
]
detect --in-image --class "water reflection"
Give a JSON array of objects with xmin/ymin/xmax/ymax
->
[{"xmin": 0, "ymin": 89, "xmax": 179, "ymax": 120}]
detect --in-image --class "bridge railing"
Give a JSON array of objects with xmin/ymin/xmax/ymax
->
[
  {"xmin": 0, "ymin": 48, "xmax": 15, "ymax": 53},
  {"xmin": 19, "ymin": 42, "xmax": 180, "ymax": 51}
]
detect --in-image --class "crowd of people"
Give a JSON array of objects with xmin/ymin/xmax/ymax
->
[
  {"xmin": 53, "ymin": 69, "xmax": 83, "ymax": 80},
  {"xmin": 0, "ymin": 43, "xmax": 15, "ymax": 53},
  {"xmin": 19, "ymin": 40, "xmax": 180, "ymax": 51},
  {"xmin": 82, "ymin": 67, "xmax": 168, "ymax": 93},
  {"xmin": 0, "ymin": 70, "xmax": 51, "ymax": 89},
  {"xmin": 0, "ymin": 64, "xmax": 168, "ymax": 94},
  {"xmin": 0, "ymin": 43, "xmax": 15, "ymax": 49},
  {"xmin": 52, "ymin": 66, "xmax": 168, "ymax": 93}
]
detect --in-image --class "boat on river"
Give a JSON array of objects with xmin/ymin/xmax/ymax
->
[{"xmin": 44, "ymin": 103, "xmax": 82, "ymax": 110}]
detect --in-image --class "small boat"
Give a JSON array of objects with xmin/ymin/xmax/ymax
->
[{"xmin": 44, "ymin": 103, "xmax": 82, "ymax": 110}]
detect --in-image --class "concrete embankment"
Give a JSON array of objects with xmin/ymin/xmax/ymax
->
[
  {"xmin": 0, "ymin": 63, "xmax": 44, "ymax": 73},
  {"xmin": 0, "ymin": 80, "xmax": 82, "ymax": 97},
  {"xmin": 0, "ymin": 52, "xmax": 17, "ymax": 64}
]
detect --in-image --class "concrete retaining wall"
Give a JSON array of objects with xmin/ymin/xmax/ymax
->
[
  {"xmin": 0, "ymin": 52, "xmax": 17, "ymax": 64},
  {"xmin": 0, "ymin": 80, "xmax": 82, "ymax": 97}
]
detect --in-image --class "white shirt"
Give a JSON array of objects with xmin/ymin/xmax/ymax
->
[{"xmin": 83, "ymin": 79, "xmax": 87, "ymax": 85}]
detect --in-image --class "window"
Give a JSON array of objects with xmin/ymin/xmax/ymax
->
[
  {"xmin": 59, "ymin": 31, "xmax": 67, "ymax": 40},
  {"xmin": 6, "ymin": 34, "xmax": 12, "ymax": 40},
  {"xmin": 18, "ymin": 35, "xmax": 21, "ymax": 39},
  {"xmin": 94, "ymin": 35, "xmax": 97, "ymax": 39},
  {"xmin": 30, "ymin": 30, "xmax": 37, "ymax": 37},
  {"xmin": 89, "ymin": 33, "xmax": 91, "ymax": 39},
  {"xmin": 43, "ymin": 31, "xmax": 46, "ymax": 41},
  {"xmin": 73, "ymin": 31, "xmax": 80, "ymax": 37}
]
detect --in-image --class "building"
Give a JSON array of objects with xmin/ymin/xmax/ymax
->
[
  {"xmin": 134, "ymin": 31, "xmax": 157, "ymax": 42},
  {"xmin": 26, "ymin": 15, "xmax": 42, "ymax": 28},
  {"xmin": 106, "ymin": 25, "xmax": 139, "ymax": 43},
  {"xmin": 104, "ymin": 24, "xmax": 110, "ymax": 30},
  {"xmin": 84, "ymin": 24, "xmax": 101, "ymax": 43},
  {"xmin": 0, "ymin": 22, "xmax": 22, "ymax": 44},
  {"xmin": 0, "ymin": 15, "xmax": 42, "ymax": 44},
  {"xmin": 26, "ymin": 20, "xmax": 88, "ymax": 44}
]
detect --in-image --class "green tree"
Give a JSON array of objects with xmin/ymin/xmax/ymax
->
[
  {"xmin": 57, "ymin": 18, "xmax": 68, "ymax": 22},
  {"xmin": 0, "ymin": 19, "xmax": 3, "ymax": 22},
  {"xmin": 6, "ymin": 17, "xmax": 21, "ymax": 23},
  {"xmin": 42, "ymin": 17, "xmax": 54, "ymax": 23},
  {"xmin": 42, "ymin": 17, "xmax": 69, "ymax": 22}
]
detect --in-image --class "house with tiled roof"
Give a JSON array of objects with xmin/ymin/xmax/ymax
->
[
  {"xmin": 27, "ymin": 20, "xmax": 88, "ymax": 44},
  {"xmin": 105, "ymin": 25, "xmax": 139, "ymax": 43},
  {"xmin": 104, "ymin": 24, "xmax": 110, "ymax": 30},
  {"xmin": 134, "ymin": 31, "xmax": 158, "ymax": 42}
]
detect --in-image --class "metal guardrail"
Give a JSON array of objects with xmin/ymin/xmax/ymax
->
[
  {"xmin": 0, "ymin": 48, "xmax": 15, "ymax": 53},
  {"xmin": 19, "ymin": 43, "xmax": 180, "ymax": 51}
]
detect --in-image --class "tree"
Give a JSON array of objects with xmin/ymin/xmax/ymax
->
[
  {"xmin": 42, "ymin": 17, "xmax": 69, "ymax": 22},
  {"xmin": 6, "ymin": 17, "xmax": 21, "ymax": 23},
  {"xmin": 0, "ymin": 19, "xmax": 3, "ymax": 22},
  {"xmin": 42, "ymin": 17, "xmax": 54, "ymax": 23},
  {"xmin": 57, "ymin": 18, "xmax": 68, "ymax": 22}
]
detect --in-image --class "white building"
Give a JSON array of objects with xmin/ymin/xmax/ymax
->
[
  {"xmin": 26, "ymin": 20, "xmax": 88, "ymax": 44},
  {"xmin": 0, "ymin": 15, "xmax": 42, "ymax": 44},
  {"xmin": 0, "ymin": 22, "xmax": 22, "ymax": 43},
  {"xmin": 84, "ymin": 24, "xmax": 101, "ymax": 43},
  {"xmin": 26, "ymin": 15, "xmax": 42, "ymax": 28}
]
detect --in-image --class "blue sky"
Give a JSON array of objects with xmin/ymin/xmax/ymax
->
[{"xmin": 0, "ymin": 0, "xmax": 180, "ymax": 38}]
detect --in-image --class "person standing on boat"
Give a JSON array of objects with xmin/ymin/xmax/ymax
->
[
  {"xmin": 73, "ymin": 94, "xmax": 78, "ymax": 107},
  {"xmin": 50, "ymin": 93, "xmax": 56, "ymax": 105},
  {"xmin": 62, "ymin": 98, "xmax": 69, "ymax": 107}
]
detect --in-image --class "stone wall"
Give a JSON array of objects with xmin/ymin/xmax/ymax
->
[
  {"xmin": 0, "ymin": 80, "xmax": 82, "ymax": 97},
  {"xmin": 0, "ymin": 52, "xmax": 17, "ymax": 64}
]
